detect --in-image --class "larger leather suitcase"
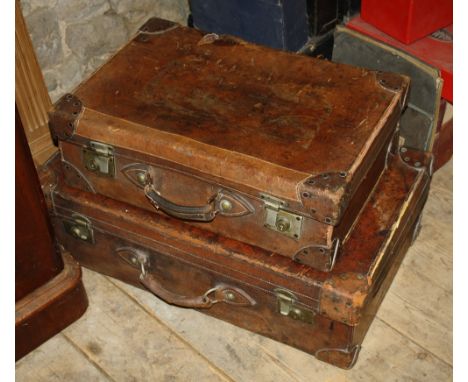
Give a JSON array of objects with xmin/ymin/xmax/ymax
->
[
  {"xmin": 49, "ymin": 17, "xmax": 409, "ymax": 271},
  {"xmin": 43, "ymin": 151, "xmax": 429, "ymax": 369}
]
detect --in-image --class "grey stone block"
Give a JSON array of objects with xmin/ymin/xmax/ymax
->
[
  {"xmin": 65, "ymin": 14, "xmax": 129, "ymax": 60},
  {"xmin": 56, "ymin": 54, "xmax": 86, "ymax": 93},
  {"xmin": 110, "ymin": 0, "xmax": 190, "ymax": 27},
  {"xmin": 109, "ymin": 0, "xmax": 155, "ymax": 15},
  {"xmin": 24, "ymin": 7, "xmax": 63, "ymax": 68},
  {"xmin": 56, "ymin": 0, "xmax": 110, "ymax": 22},
  {"xmin": 42, "ymin": 70, "xmax": 58, "ymax": 93},
  {"xmin": 20, "ymin": 0, "xmax": 58, "ymax": 17},
  {"xmin": 20, "ymin": 0, "xmax": 189, "ymax": 100}
]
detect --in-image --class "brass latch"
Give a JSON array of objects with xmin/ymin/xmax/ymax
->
[
  {"xmin": 274, "ymin": 288, "xmax": 315, "ymax": 324},
  {"xmin": 63, "ymin": 214, "xmax": 94, "ymax": 244},
  {"xmin": 82, "ymin": 141, "xmax": 115, "ymax": 177},
  {"xmin": 260, "ymin": 194, "xmax": 303, "ymax": 240}
]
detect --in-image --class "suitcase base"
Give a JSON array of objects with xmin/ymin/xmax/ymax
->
[{"xmin": 15, "ymin": 251, "xmax": 88, "ymax": 360}]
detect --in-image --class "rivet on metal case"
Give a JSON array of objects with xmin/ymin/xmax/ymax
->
[
  {"xmin": 260, "ymin": 193, "xmax": 303, "ymax": 240},
  {"xmin": 82, "ymin": 141, "xmax": 115, "ymax": 177},
  {"xmin": 63, "ymin": 214, "xmax": 94, "ymax": 244},
  {"xmin": 274, "ymin": 288, "xmax": 315, "ymax": 325}
]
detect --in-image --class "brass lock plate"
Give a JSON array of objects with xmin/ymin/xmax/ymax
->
[
  {"xmin": 63, "ymin": 214, "xmax": 94, "ymax": 244},
  {"xmin": 274, "ymin": 288, "xmax": 315, "ymax": 325},
  {"xmin": 82, "ymin": 141, "xmax": 115, "ymax": 177},
  {"xmin": 261, "ymin": 194, "xmax": 303, "ymax": 240}
]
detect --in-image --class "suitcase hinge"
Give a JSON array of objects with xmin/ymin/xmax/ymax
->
[
  {"xmin": 260, "ymin": 194, "xmax": 303, "ymax": 240},
  {"xmin": 63, "ymin": 214, "xmax": 94, "ymax": 244},
  {"xmin": 82, "ymin": 141, "xmax": 115, "ymax": 177},
  {"xmin": 274, "ymin": 288, "xmax": 315, "ymax": 325}
]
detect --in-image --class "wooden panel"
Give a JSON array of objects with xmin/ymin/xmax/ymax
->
[
  {"xmin": 15, "ymin": 0, "xmax": 56, "ymax": 164},
  {"xmin": 15, "ymin": 253, "xmax": 88, "ymax": 360},
  {"xmin": 15, "ymin": 106, "xmax": 62, "ymax": 301}
]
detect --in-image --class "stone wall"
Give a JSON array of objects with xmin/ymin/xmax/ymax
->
[{"xmin": 19, "ymin": 0, "xmax": 190, "ymax": 101}]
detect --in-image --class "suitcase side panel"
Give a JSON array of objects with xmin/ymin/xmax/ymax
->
[
  {"xmin": 352, "ymin": 196, "xmax": 427, "ymax": 347},
  {"xmin": 51, "ymin": 187, "xmax": 324, "ymax": 305},
  {"xmin": 315, "ymin": 194, "xmax": 423, "ymax": 366},
  {"xmin": 318, "ymin": 156, "xmax": 429, "ymax": 324},
  {"xmin": 56, "ymin": 102, "xmax": 399, "ymax": 269},
  {"xmin": 59, "ymin": 137, "xmax": 337, "ymax": 269}
]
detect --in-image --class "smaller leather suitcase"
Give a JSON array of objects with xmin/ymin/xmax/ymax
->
[
  {"xmin": 49, "ymin": 17, "xmax": 409, "ymax": 271},
  {"xmin": 43, "ymin": 151, "xmax": 429, "ymax": 369}
]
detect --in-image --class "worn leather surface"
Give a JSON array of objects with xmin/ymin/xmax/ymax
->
[{"xmin": 73, "ymin": 23, "xmax": 406, "ymax": 175}]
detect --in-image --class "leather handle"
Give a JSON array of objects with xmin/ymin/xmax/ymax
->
[
  {"xmin": 117, "ymin": 246, "xmax": 257, "ymax": 309},
  {"xmin": 144, "ymin": 184, "xmax": 217, "ymax": 222},
  {"xmin": 140, "ymin": 273, "xmax": 256, "ymax": 309},
  {"xmin": 140, "ymin": 273, "xmax": 215, "ymax": 308}
]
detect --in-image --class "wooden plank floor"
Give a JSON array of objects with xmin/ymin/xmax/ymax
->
[{"xmin": 16, "ymin": 160, "xmax": 453, "ymax": 382}]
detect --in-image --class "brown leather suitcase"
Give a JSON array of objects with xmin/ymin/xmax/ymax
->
[
  {"xmin": 49, "ymin": 17, "xmax": 409, "ymax": 270},
  {"xmin": 43, "ymin": 151, "xmax": 429, "ymax": 369},
  {"xmin": 15, "ymin": 106, "xmax": 88, "ymax": 360}
]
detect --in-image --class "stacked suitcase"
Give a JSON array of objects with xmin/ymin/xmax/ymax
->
[
  {"xmin": 189, "ymin": 0, "xmax": 361, "ymax": 58},
  {"xmin": 42, "ymin": 17, "xmax": 432, "ymax": 369},
  {"xmin": 332, "ymin": 16, "xmax": 452, "ymax": 172}
]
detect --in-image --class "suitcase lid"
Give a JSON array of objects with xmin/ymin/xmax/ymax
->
[
  {"xmin": 50, "ymin": 17, "xmax": 409, "ymax": 226},
  {"xmin": 48, "ymin": 152, "xmax": 429, "ymax": 327}
]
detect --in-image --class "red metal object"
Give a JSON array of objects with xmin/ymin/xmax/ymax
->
[
  {"xmin": 347, "ymin": 16, "xmax": 453, "ymax": 103},
  {"xmin": 361, "ymin": 0, "xmax": 452, "ymax": 44}
]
